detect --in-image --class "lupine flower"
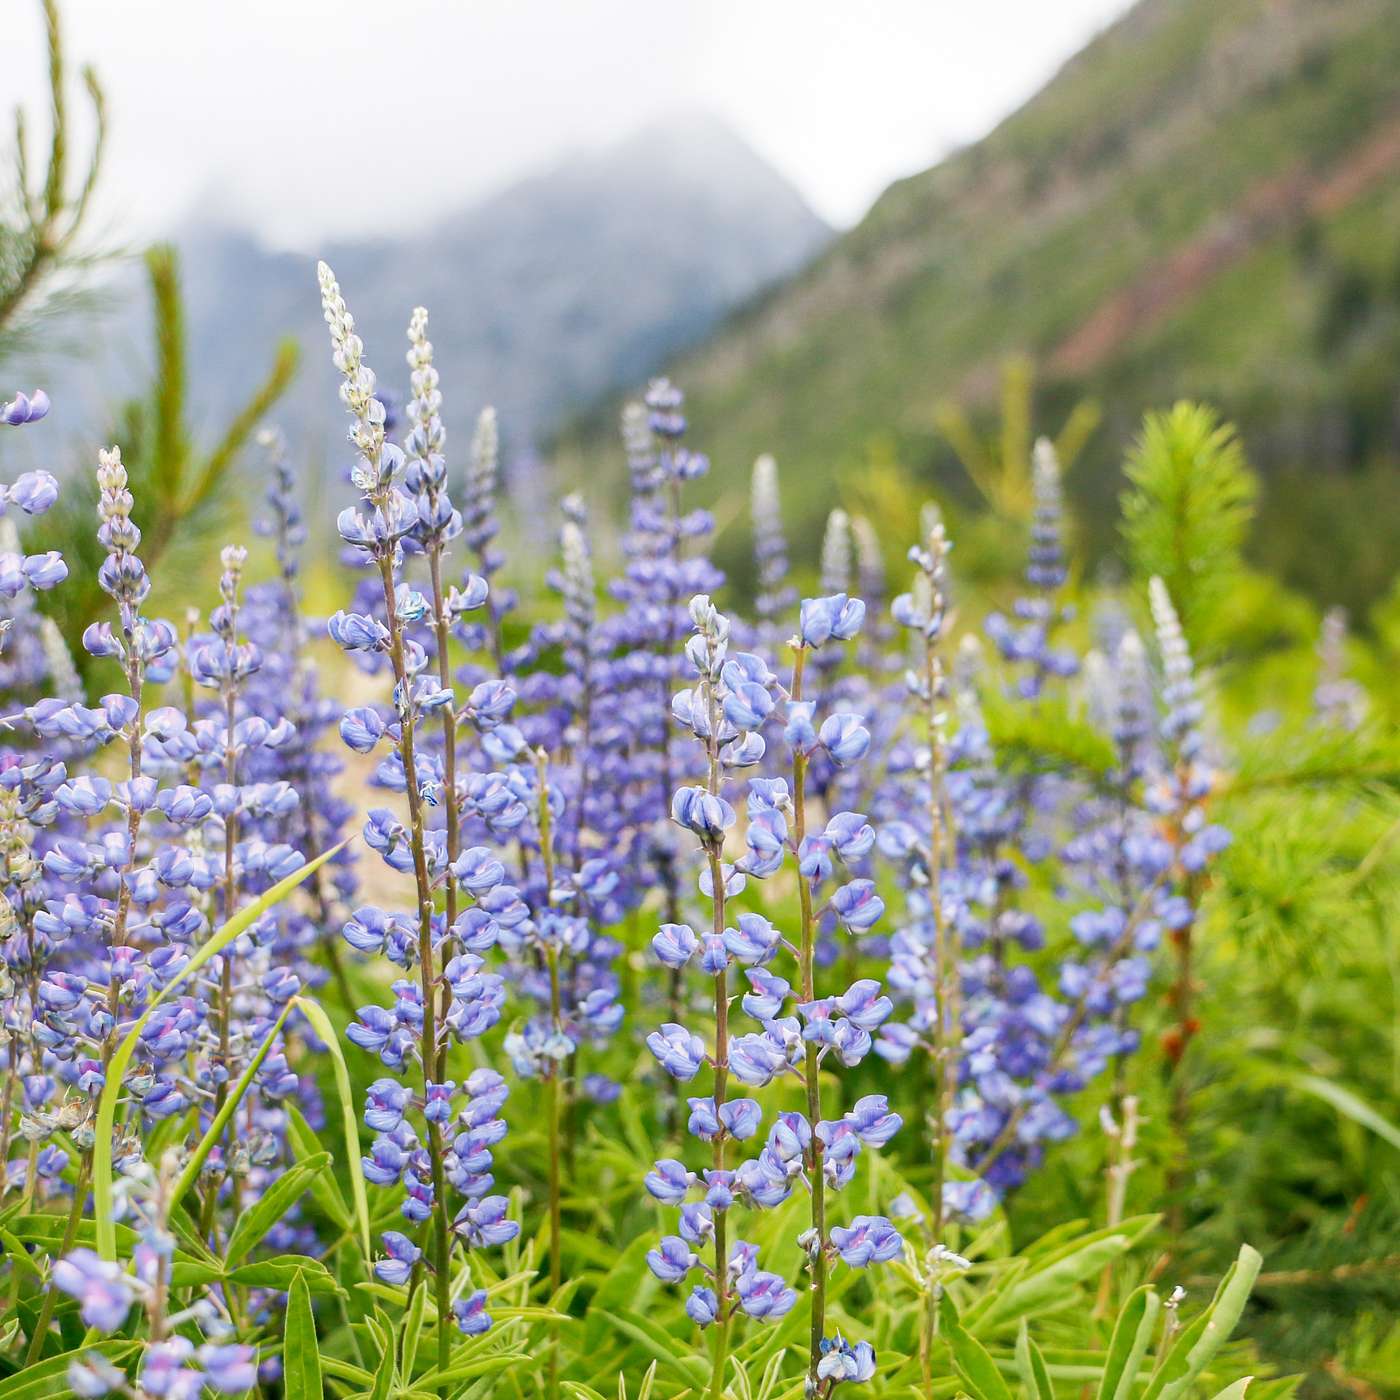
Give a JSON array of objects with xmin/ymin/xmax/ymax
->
[
  {"xmin": 829, "ymin": 1215, "xmax": 903, "ymax": 1267},
  {"xmin": 51, "ymin": 1249, "xmax": 134, "ymax": 1329}
]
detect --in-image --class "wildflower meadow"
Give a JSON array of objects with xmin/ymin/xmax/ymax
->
[
  {"xmin": 3, "ymin": 4, "xmax": 1400, "ymax": 1396},
  {"xmin": 1, "ymin": 252, "xmax": 1382, "ymax": 1398}
]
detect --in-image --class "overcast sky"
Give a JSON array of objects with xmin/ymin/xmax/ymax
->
[{"xmin": 10, "ymin": 0, "xmax": 1134, "ymax": 248}]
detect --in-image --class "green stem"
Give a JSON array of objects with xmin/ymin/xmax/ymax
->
[
  {"xmin": 791, "ymin": 648, "xmax": 827, "ymax": 1387},
  {"xmin": 375, "ymin": 551, "xmax": 453, "ymax": 1386},
  {"xmin": 704, "ymin": 661, "xmax": 731, "ymax": 1400},
  {"xmin": 924, "ymin": 634, "xmax": 955, "ymax": 1242},
  {"xmin": 25, "ymin": 1155, "xmax": 91, "ymax": 1364},
  {"xmin": 537, "ymin": 749, "xmax": 564, "ymax": 1400}
]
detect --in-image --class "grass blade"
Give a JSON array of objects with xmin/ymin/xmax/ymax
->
[
  {"xmin": 292, "ymin": 993, "xmax": 373, "ymax": 1260},
  {"xmin": 168, "ymin": 999, "xmax": 295, "ymax": 1217},
  {"xmin": 92, "ymin": 840, "xmax": 349, "ymax": 1260}
]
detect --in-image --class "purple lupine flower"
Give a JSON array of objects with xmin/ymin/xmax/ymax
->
[
  {"xmin": 1, "ymin": 388, "xmax": 50, "ymax": 425},
  {"xmin": 830, "ymin": 880, "xmax": 884, "ymax": 931},
  {"xmin": 374, "ymin": 1230, "xmax": 422, "ymax": 1285},
  {"xmin": 817, "ymin": 1335, "xmax": 878, "ymax": 1385},
  {"xmin": 198, "ymin": 1344, "xmax": 259, "ymax": 1394},
  {"xmin": 454, "ymin": 1289, "xmax": 493, "ymax": 1336},
  {"xmin": 819, "ymin": 713, "xmax": 871, "ymax": 766},
  {"xmin": 829, "ymin": 1216, "xmax": 903, "ymax": 1267},
  {"xmin": 51, "ymin": 1250, "xmax": 133, "ymax": 1330},
  {"xmin": 685, "ymin": 1285, "xmax": 719, "ymax": 1327},
  {"xmin": 647, "ymin": 1235, "xmax": 699, "ymax": 1283},
  {"xmin": 653, "ymin": 922, "xmax": 699, "ymax": 968},
  {"xmin": 645, "ymin": 1158, "xmax": 695, "ymax": 1204},
  {"xmin": 799, "ymin": 594, "xmax": 865, "ymax": 648},
  {"xmin": 734, "ymin": 1268, "xmax": 797, "ymax": 1319},
  {"xmin": 647, "ymin": 1023, "xmax": 706, "ymax": 1081}
]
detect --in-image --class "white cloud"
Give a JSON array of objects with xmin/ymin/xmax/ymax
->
[{"xmin": 5, "ymin": 0, "xmax": 1131, "ymax": 245}]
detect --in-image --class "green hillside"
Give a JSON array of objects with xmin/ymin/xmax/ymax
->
[{"xmin": 558, "ymin": 0, "xmax": 1400, "ymax": 614}]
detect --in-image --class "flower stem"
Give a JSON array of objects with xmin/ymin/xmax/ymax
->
[
  {"xmin": 703, "ymin": 658, "xmax": 731, "ymax": 1400},
  {"xmin": 376, "ymin": 551, "xmax": 453, "ymax": 1383},
  {"xmin": 536, "ymin": 749, "xmax": 564, "ymax": 1400},
  {"xmin": 24, "ymin": 1155, "xmax": 90, "ymax": 1365},
  {"xmin": 922, "ymin": 627, "xmax": 956, "ymax": 1242},
  {"xmin": 790, "ymin": 647, "xmax": 827, "ymax": 1388}
]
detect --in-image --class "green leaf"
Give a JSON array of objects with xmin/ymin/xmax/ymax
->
[
  {"xmin": 1015, "ymin": 1320, "xmax": 1054, "ymax": 1400},
  {"xmin": 165, "ymin": 1202, "xmax": 219, "ymax": 1263},
  {"xmin": 223, "ymin": 1154, "xmax": 329, "ymax": 1266},
  {"xmin": 0, "ymin": 1342, "xmax": 137, "ymax": 1397},
  {"xmin": 1097, "ymin": 1286, "xmax": 1161, "ymax": 1400},
  {"xmin": 1143, "ymin": 1245, "xmax": 1263, "ymax": 1400},
  {"xmin": 410, "ymin": 1353, "xmax": 532, "ymax": 1388},
  {"xmin": 584, "ymin": 1234, "xmax": 659, "ymax": 1354},
  {"xmin": 366, "ymin": 1310, "xmax": 397, "ymax": 1400},
  {"xmin": 293, "ymin": 994, "xmax": 373, "ymax": 1261},
  {"xmin": 226, "ymin": 1255, "xmax": 346, "ymax": 1297},
  {"xmin": 168, "ymin": 1259, "xmax": 227, "ymax": 1289},
  {"xmin": 1292, "ymin": 1074, "xmax": 1400, "ymax": 1153},
  {"xmin": 980, "ymin": 1231, "xmax": 1141, "ymax": 1329},
  {"xmin": 319, "ymin": 1357, "xmax": 375, "ymax": 1387},
  {"xmin": 941, "ymin": 1293, "xmax": 1014, "ymax": 1400},
  {"xmin": 400, "ymin": 1274, "xmax": 429, "ymax": 1381},
  {"xmin": 1207, "ymin": 1381, "xmax": 1254, "ymax": 1400},
  {"xmin": 283, "ymin": 1270, "xmax": 323, "ymax": 1400},
  {"xmin": 0, "ymin": 1229, "xmax": 43, "ymax": 1280},
  {"xmin": 592, "ymin": 1308, "xmax": 708, "ymax": 1390},
  {"xmin": 92, "ymin": 840, "xmax": 348, "ymax": 1260},
  {"xmin": 14, "ymin": 1214, "xmax": 137, "ymax": 1254},
  {"xmin": 286, "ymin": 1101, "xmax": 353, "ymax": 1233},
  {"xmin": 169, "ymin": 999, "xmax": 296, "ymax": 1218}
]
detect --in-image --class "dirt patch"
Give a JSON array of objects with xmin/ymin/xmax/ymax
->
[{"xmin": 1049, "ymin": 108, "xmax": 1400, "ymax": 377}]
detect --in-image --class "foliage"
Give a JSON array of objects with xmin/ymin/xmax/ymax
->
[
  {"xmin": 2, "ymin": 274, "xmax": 1398, "ymax": 1400},
  {"xmin": 0, "ymin": 0, "xmax": 107, "ymax": 362},
  {"xmin": 1120, "ymin": 403, "xmax": 1255, "ymax": 657},
  {"xmin": 935, "ymin": 356, "xmax": 1100, "ymax": 524},
  {"xmin": 558, "ymin": 0, "xmax": 1400, "ymax": 611},
  {"xmin": 22, "ymin": 243, "xmax": 298, "ymax": 674}
]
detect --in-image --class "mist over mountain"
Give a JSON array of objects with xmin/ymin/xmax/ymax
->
[
  {"xmin": 50, "ymin": 110, "xmax": 831, "ymax": 470},
  {"xmin": 560, "ymin": 0, "xmax": 1400, "ymax": 613}
]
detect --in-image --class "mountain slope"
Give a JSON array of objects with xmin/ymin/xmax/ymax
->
[
  {"xmin": 560, "ymin": 0, "xmax": 1400, "ymax": 610},
  {"xmin": 55, "ymin": 111, "xmax": 831, "ymax": 469}
]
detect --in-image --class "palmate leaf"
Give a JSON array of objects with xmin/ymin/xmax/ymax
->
[
  {"xmin": 404, "ymin": 1348, "xmax": 532, "ymax": 1390},
  {"xmin": 91, "ymin": 840, "xmax": 348, "ymax": 1260},
  {"xmin": 590, "ymin": 1308, "xmax": 708, "ymax": 1391},
  {"xmin": 224, "ymin": 1255, "xmax": 345, "ymax": 1296}
]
